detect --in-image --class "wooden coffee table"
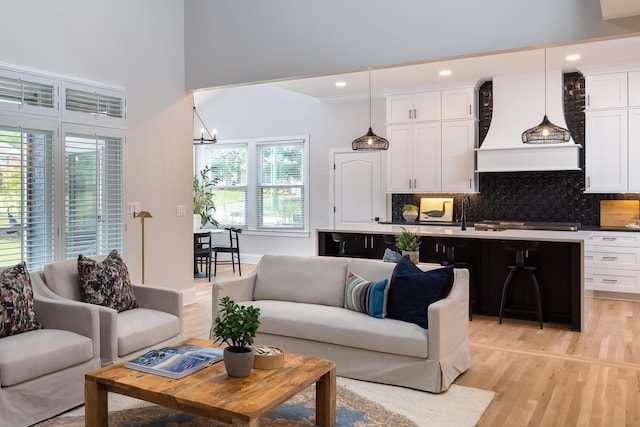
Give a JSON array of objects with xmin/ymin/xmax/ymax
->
[{"xmin": 84, "ymin": 338, "xmax": 336, "ymax": 426}]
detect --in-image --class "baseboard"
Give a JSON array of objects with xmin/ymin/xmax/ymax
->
[{"xmin": 591, "ymin": 290, "xmax": 640, "ymax": 302}]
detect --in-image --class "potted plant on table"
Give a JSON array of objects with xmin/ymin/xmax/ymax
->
[
  {"xmin": 402, "ymin": 204, "xmax": 419, "ymax": 223},
  {"xmin": 193, "ymin": 165, "xmax": 220, "ymax": 230},
  {"xmin": 395, "ymin": 227, "xmax": 421, "ymax": 264},
  {"xmin": 211, "ymin": 296, "xmax": 261, "ymax": 377}
]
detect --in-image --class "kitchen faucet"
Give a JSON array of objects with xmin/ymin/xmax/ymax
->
[{"xmin": 460, "ymin": 196, "xmax": 470, "ymax": 231}]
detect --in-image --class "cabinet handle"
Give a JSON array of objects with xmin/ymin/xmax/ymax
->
[
  {"xmin": 409, "ymin": 110, "xmax": 412, "ymax": 119},
  {"xmin": 602, "ymin": 237, "xmax": 618, "ymax": 241},
  {"xmin": 409, "ymin": 179, "xmax": 412, "ymax": 189},
  {"xmin": 469, "ymin": 178, "xmax": 472, "ymax": 189},
  {"xmin": 587, "ymin": 94, "xmax": 590, "ymax": 107},
  {"xmin": 413, "ymin": 108, "xmax": 417, "ymax": 119},
  {"xmin": 414, "ymin": 178, "xmax": 417, "ymax": 188},
  {"xmin": 469, "ymin": 104, "xmax": 471, "ymax": 115},
  {"xmin": 371, "ymin": 236, "xmax": 374, "ymax": 248},
  {"xmin": 585, "ymin": 277, "xmax": 594, "ymax": 281},
  {"xmin": 584, "ymin": 255, "xmax": 594, "ymax": 260},
  {"xmin": 587, "ymin": 176, "xmax": 590, "ymax": 188},
  {"xmin": 602, "ymin": 256, "xmax": 618, "ymax": 261},
  {"xmin": 602, "ymin": 278, "xmax": 618, "ymax": 283}
]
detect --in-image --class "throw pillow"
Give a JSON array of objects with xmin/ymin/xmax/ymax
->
[
  {"xmin": 0, "ymin": 261, "xmax": 42, "ymax": 338},
  {"xmin": 344, "ymin": 272, "xmax": 390, "ymax": 319},
  {"xmin": 386, "ymin": 256, "xmax": 454, "ymax": 329},
  {"xmin": 382, "ymin": 248, "xmax": 402, "ymax": 263},
  {"xmin": 77, "ymin": 249, "xmax": 138, "ymax": 312}
]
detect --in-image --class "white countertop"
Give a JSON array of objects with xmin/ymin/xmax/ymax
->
[{"xmin": 318, "ymin": 224, "xmax": 592, "ymax": 243}]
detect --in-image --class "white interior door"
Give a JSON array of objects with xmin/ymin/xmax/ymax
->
[{"xmin": 333, "ymin": 151, "xmax": 382, "ymax": 227}]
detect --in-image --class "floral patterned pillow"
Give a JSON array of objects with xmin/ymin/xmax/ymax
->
[
  {"xmin": 77, "ymin": 249, "xmax": 138, "ymax": 312},
  {"xmin": 0, "ymin": 261, "xmax": 42, "ymax": 338}
]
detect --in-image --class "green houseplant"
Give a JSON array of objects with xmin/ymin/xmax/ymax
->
[
  {"xmin": 211, "ymin": 296, "xmax": 261, "ymax": 377},
  {"xmin": 395, "ymin": 227, "xmax": 421, "ymax": 263},
  {"xmin": 193, "ymin": 165, "xmax": 220, "ymax": 229},
  {"xmin": 402, "ymin": 204, "xmax": 419, "ymax": 223}
]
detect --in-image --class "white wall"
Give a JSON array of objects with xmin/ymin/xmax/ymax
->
[
  {"xmin": 0, "ymin": 1, "xmax": 194, "ymax": 291},
  {"xmin": 195, "ymin": 84, "xmax": 386, "ymax": 256},
  {"xmin": 185, "ymin": 0, "xmax": 640, "ymax": 89}
]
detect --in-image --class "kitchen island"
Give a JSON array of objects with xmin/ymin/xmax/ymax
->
[{"xmin": 318, "ymin": 224, "xmax": 592, "ymax": 331}]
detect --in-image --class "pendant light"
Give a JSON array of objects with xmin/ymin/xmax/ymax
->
[
  {"xmin": 521, "ymin": 49, "xmax": 571, "ymax": 144},
  {"xmin": 193, "ymin": 106, "xmax": 217, "ymax": 145},
  {"xmin": 352, "ymin": 70, "xmax": 389, "ymax": 150}
]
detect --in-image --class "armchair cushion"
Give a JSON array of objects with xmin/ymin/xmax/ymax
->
[
  {"xmin": 0, "ymin": 328, "xmax": 93, "ymax": 387},
  {"xmin": 77, "ymin": 250, "xmax": 138, "ymax": 312},
  {"xmin": 117, "ymin": 308, "xmax": 181, "ymax": 356},
  {"xmin": 0, "ymin": 262, "xmax": 42, "ymax": 338}
]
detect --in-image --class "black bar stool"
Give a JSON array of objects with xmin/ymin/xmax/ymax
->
[
  {"xmin": 434, "ymin": 237, "xmax": 474, "ymax": 320},
  {"xmin": 499, "ymin": 241, "xmax": 544, "ymax": 329}
]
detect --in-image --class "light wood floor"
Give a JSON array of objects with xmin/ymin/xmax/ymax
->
[{"xmin": 185, "ymin": 264, "xmax": 640, "ymax": 427}]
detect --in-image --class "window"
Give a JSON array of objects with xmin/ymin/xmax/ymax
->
[
  {"xmin": 0, "ymin": 65, "xmax": 125, "ymax": 270},
  {"xmin": 194, "ymin": 135, "xmax": 308, "ymax": 232}
]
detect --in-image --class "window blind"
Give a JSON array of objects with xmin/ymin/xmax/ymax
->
[
  {"xmin": 65, "ymin": 88, "xmax": 123, "ymax": 118},
  {"xmin": 0, "ymin": 126, "xmax": 55, "ymax": 270},
  {"xmin": 0, "ymin": 69, "xmax": 57, "ymax": 117},
  {"xmin": 207, "ymin": 144, "xmax": 248, "ymax": 226},
  {"xmin": 256, "ymin": 141, "xmax": 304, "ymax": 229},
  {"xmin": 64, "ymin": 132, "xmax": 123, "ymax": 258}
]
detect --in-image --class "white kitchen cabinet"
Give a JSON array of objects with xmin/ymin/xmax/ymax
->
[
  {"xmin": 629, "ymin": 108, "xmax": 640, "ymax": 191},
  {"xmin": 585, "ymin": 231, "xmax": 640, "ymax": 295},
  {"xmin": 386, "ymin": 91, "xmax": 441, "ymax": 124},
  {"xmin": 585, "ymin": 73, "xmax": 628, "ymax": 110},
  {"xmin": 585, "ymin": 110, "xmax": 628, "ymax": 193},
  {"xmin": 441, "ymin": 87, "xmax": 476, "ymax": 120},
  {"xmin": 386, "ymin": 123, "xmax": 441, "ymax": 192},
  {"xmin": 441, "ymin": 120, "xmax": 476, "ymax": 192},
  {"xmin": 629, "ymin": 71, "xmax": 640, "ymax": 107}
]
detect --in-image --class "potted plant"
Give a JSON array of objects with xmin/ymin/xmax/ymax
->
[
  {"xmin": 402, "ymin": 204, "xmax": 419, "ymax": 223},
  {"xmin": 193, "ymin": 165, "xmax": 220, "ymax": 229},
  {"xmin": 395, "ymin": 227, "xmax": 421, "ymax": 264},
  {"xmin": 211, "ymin": 296, "xmax": 261, "ymax": 377}
]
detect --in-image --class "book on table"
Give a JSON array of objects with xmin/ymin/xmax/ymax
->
[{"xmin": 125, "ymin": 343, "xmax": 224, "ymax": 379}]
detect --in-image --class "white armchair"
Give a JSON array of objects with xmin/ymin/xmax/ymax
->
[{"xmin": 31, "ymin": 257, "xmax": 184, "ymax": 366}]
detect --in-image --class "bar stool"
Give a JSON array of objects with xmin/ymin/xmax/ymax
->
[
  {"xmin": 499, "ymin": 241, "xmax": 544, "ymax": 329},
  {"xmin": 434, "ymin": 237, "xmax": 474, "ymax": 320},
  {"xmin": 331, "ymin": 233, "xmax": 357, "ymax": 256}
]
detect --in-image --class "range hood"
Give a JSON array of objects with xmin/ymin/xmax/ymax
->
[{"xmin": 476, "ymin": 70, "xmax": 582, "ymax": 173}]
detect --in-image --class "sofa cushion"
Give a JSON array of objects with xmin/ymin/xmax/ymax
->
[
  {"xmin": 344, "ymin": 272, "xmax": 389, "ymax": 319},
  {"xmin": 78, "ymin": 250, "xmax": 138, "ymax": 313},
  {"xmin": 0, "ymin": 262, "xmax": 42, "ymax": 338},
  {"xmin": 249, "ymin": 300, "xmax": 428, "ymax": 358},
  {"xmin": 254, "ymin": 255, "xmax": 348, "ymax": 307},
  {"xmin": 117, "ymin": 308, "xmax": 180, "ymax": 356},
  {"xmin": 0, "ymin": 328, "xmax": 93, "ymax": 386},
  {"xmin": 43, "ymin": 255, "xmax": 106, "ymax": 301},
  {"xmin": 387, "ymin": 257, "xmax": 454, "ymax": 329}
]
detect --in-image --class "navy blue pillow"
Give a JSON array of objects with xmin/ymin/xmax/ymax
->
[{"xmin": 386, "ymin": 256, "xmax": 454, "ymax": 329}]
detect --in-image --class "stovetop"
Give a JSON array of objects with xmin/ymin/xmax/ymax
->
[{"xmin": 474, "ymin": 220, "xmax": 580, "ymax": 232}]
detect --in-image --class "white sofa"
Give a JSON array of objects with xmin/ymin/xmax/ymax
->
[
  {"xmin": 212, "ymin": 255, "xmax": 470, "ymax": 393},
  {"xmin": 31, "ymin": 257, "xmax": 184, "ymax": 366}
]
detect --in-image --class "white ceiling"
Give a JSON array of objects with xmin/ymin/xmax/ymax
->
[{"xmin": 270, "ymin": 35, "xmax": 640, "ymax": 101}]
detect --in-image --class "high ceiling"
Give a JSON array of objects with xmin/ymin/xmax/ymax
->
[{"xmin": 270, "ymin": 35, "xmax": 640, "ymax": 101}]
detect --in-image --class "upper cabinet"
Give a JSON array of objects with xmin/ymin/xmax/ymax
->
[
  {"xmin": 441, "ymin": 87, "xmax": 476, "ymax": 120},
  {"xmin": 585, "ymin": 73, "xmax": 627, "ymax": 110},
  {"xmin": 386, "ymin": 85, "xmax": 479, "ymax": 193},
  {"xmin": 386, "ymin": 91, "xmax": 441, "ymax": 124}
]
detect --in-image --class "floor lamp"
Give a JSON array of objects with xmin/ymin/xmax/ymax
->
[{"xmin": 133, "ymin": 210, "xmax": 153, "ymax": 284}]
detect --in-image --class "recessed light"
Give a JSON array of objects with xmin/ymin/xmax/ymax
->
[
  {"xmin": 439, "ymin": 70, "xmax": 452, "ymax": 76},
  {"xmin": 566, "ymin": 54, "xmax": 581, "ymax": 61},
  {"xmin": 335, "ymin": 81, "xmax": 346, "ymax": 87}
]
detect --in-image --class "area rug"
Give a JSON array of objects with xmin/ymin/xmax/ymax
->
[{"xmin": 36, "ymin": 378, "xmax": 494, "ymax": 427}]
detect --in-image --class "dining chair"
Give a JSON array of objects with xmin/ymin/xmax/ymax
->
[
  {"xmin": 194, "ymin": 231, "xmax": 213, "ymax": 281},
  {"xmin": 212, "ymin": 227, "xmax": 242, "ymax": 276}
]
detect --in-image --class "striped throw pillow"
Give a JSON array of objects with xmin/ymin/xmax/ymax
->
[{"xmin": 344, "ymin": 272, "xmax": 390, "ymax": 319}]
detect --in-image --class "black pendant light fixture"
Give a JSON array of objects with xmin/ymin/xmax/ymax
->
[
  {"xmin": 352, "ymin": 70, "xmax": 389, "ymax": 150},
  {"xmin": 521, "ymin": 49, "xmax": 571, "ymax": 144},
  {"xmin": 193, "ymin": 106, "xmax": 217, "ymax": 145}
]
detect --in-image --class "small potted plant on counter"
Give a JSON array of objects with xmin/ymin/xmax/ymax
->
[
  {"xmin": 211, "ymin": 296, "xmax": 261, "ymax": 377},
  {"xmin": 402, "ymin": 204, "xmax": 419, "ymax": 223},
  {"xmin": 395, "ymin": 227, "xmax": 421, "ymax": 264}
]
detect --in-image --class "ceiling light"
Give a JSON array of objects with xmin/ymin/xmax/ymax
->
[
  {"xmin": 566, "ymin": 54, "xmax": 581, "ymax": 61},
  {"xmin": 439, "ymin": 70, "xmax": 452, "ymax": 76},
  {"xmin": 193, "ymin": 106, "xmax": 217, "ymax": 145},
  {"xmin": 521, "ymin": 49, "xmax": 571, "ymax": 144},
  {"xmin": 335, "ymin": 81, "xmax": 346, "ymax": 87},
  {"xmin": 352, "ymin": 70, "xmax": 389, "ymax": 151}
]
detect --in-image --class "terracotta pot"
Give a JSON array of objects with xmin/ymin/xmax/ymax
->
[{"xmin": 223, "ymin": 347, "xmax": 254, "ymax": 377}]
